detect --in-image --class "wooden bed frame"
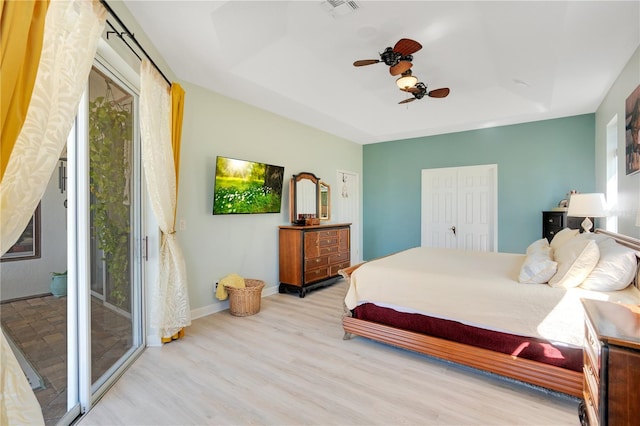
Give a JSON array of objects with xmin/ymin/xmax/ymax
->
[{"xmin": 340, "ymin": 230, "xmax": 640, "ymax": 398}]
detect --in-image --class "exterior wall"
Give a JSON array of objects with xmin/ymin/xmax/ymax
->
[{"xmin": 1, "ymin": 173, "xmax": 67, "ymax": 301}]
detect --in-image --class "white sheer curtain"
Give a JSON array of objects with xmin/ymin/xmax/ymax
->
[
  {"xmin": 0, "ymin": 1, "xmax": 106, "ymax": 424},
  {"xmin": 0, "ymin": 0, "xmax": 106, "ymax": 253},
  {"xmin": 139, "ymin": 59, "xmax": 191, "ymax": 340}
]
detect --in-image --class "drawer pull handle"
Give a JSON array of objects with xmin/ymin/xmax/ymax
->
[{"xmin": 316, "ymin": 259, "xmax": 321, "ymax": 263}]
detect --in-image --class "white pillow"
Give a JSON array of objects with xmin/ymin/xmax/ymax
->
[
  {"xmin": 519, "ymin": 238, "xmax": 557, "ymax": 284},
  {"xmin": 576, "ymin": 232, "xmax": 613, "ymax": 245},
  {"xmin": 580, "ymin": 239, "xmax": 637, "ymax": 291},
  {"xmin": 548, "ymin": 237, "xmax": 600, "ymax": 288},
  {"xmin": 549, "ymin": 227, "xmax": 579, "ymax": 251},
  {"xmin": 519, "ymin": 253, "xmax": 558, "ymax": 284},
  {"xmin": 526, "ymin": 238, "xmax": 552, "ymax": 255}
]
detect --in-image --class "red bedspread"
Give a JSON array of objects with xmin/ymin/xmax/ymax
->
[{"xmin": 353, "ymin": 303, "xmax": 583, "ymax": 372}]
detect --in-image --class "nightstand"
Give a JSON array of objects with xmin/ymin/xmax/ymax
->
[
  {"xmin": 579, "ymin": 299, "xmax": 640, "ymax": 426},
  {"xmin": 542, "ymin": 211, "xmax": 588, "ymax": 242}
]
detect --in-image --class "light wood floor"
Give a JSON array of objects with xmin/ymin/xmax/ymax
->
[{"xmin": 79, "ymin": 280, "xmax": 579, "ymax": 425}]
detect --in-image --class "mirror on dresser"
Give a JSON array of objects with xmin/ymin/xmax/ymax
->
[
  {"xmin": 289, "ymin": 172, "xmax": 320, "ymax": 224},
  {"xmin": 319, "ymin": 182, "xmax": 330, "ymax": 221}
]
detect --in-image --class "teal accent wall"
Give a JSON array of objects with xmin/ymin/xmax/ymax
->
[{"xmin": 362, "ymin": 114, "xmax": 595, "ymax": 259}]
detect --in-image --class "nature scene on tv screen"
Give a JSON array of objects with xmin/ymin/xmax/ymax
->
[{"xmin": 213, "ymin": 157, "xmax": 284, "ymax": 214}]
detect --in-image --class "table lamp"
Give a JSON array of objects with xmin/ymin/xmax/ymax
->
[{"xmin": 567, "ymin": 193, "xmax": 607, "ymax": 233}]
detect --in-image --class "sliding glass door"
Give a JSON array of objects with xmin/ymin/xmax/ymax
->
[
  {"xmin": 86, "ymin": 63, "xmax": 143, "ymax": 391},
  {"xmin": 62, "ymin": 59, "xmax": 145, "ymax": 423}
]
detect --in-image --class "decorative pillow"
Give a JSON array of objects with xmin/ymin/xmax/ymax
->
[
  {"xmin": 548, "ymin": 238, "xmax": 600, "ymax": 288},
  {"xmin": 580, "ymin": 239, "xmax": 637, "ymax": 291},
  {"xmin": 519, "ymin": 252, "xmax": 558, "ymax": 284},
  {"xmin": 526, "ymin": 238, "xmax": 552, "ymax": 255},
  {"xmin": 549, "ymin": 227, "xmax": 580, "ymax": 251}
]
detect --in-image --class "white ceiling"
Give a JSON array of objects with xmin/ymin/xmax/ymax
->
[{"xmin": 122, "ymin": 0, "xmax": 640, "ymax": 144}]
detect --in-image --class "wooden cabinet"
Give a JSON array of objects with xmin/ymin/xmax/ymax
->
[
  {"xmin": 579, "ymin": 299, "xmax": 640, "ymax": 426},
  {"xmin": 542, "ymin": 210, "xmax": 588, "ymax": 242},
  {"xmin": 279, "ymin": 223, "xmax": 350, "ymax": 297}
]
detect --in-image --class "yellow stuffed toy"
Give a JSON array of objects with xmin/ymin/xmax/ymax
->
[{"xmin": 215, "ymin": 273, "xmax": 245, "ymax": 301}]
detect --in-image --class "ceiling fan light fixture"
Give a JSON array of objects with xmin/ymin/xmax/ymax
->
[{"xmin": 396, "ymin": 74, "xmax": 418, "ymax": 89}]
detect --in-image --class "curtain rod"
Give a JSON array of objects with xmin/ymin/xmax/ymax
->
[{"xmin": 99, "ymin": 0, "xmax": 172, "ymax": 86}]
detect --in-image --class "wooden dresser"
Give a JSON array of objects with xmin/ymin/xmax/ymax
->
[
  {"xmin": 278, "ymin": 223, "xmax": 351, "ymax": 297},
  {"xmin": 580, "ymin": 299, "xmax": 640, "ymax": 426}
]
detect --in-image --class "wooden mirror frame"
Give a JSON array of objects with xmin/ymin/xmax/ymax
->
[
  {"xmin": 319, "ymin": 181, "xmax": 330, "ymax": 221},
  {"xmin": 290, "ymin": 172, "xmax": 320, "ymax": 224}
]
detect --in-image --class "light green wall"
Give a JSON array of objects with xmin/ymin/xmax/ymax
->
[
  {"xmin": 595, "ymin": 46, "xmax": 640, "ymax": 238},
  {"xmin": 177, "ymin": 82, "xmax": 362, "ymax": 313},
  {"xmin": 362, "ymin": 114, "xmax": 595, "ymax": 259}
]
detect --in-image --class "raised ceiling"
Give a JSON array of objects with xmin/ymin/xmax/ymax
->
[{"xmin": 122, "ymin": 1, "xmax": 640, "ymax": 144}]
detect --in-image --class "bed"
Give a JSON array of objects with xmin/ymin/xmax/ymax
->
[{"xmin": 339, "ymin": 229, "xmax": 640, "ymax": 397}]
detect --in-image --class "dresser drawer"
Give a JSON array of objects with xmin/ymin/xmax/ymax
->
[
  {"xmin": 305, "ymin": 255, "xmax": 329, "ymax": 270},
  {"xmin": 585, "ymin": 319, "xmax": 601, "ymax": 382},
  {"xmin": 584, "ymin": 358, "xmax": 599, "ymax": 412},
  {"xmin": 304, "ymin": 266, "xmax": 330, "ymax": 284},
  {"xmin": 330, "ymin": 261, "xmax": 350, "ymax": 276},
  {"xmin": 546, "ymin": 227, "xmax": 562, "ymax": 240},
  {"xmin": 318, "ymin": 236, "xmax": 338, "ymax": 247},
  {"xmin": 583, "ymin": 388, "xmax": 599, "ymax": 426},
  {"xmin": 317, "ymin": 229, "xmax": 338, "ymax": 238},
  {"xmin": 319, "ymin": 245, "xmax": 339, "ymax": 256},
  {"xmin": 329, "ymin": 252, "xmax": 349, "ymax": 264},
  {"xmin": 544, "ymin": 214, "xmax": 563, "ymax": 227}
]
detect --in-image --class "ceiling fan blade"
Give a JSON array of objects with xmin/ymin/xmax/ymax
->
[
  {"xmin": 394, "ymin": 38, "xmax": 422, "ymax": 56},
  {"xmin": 389, "ymin": 61, "xmax": 412, "ymax": 76},
  {"xmin": 400, "ymin": 86, "xmax": 420, "ymax": 93},
  {"xmin": 427, "ymin": 88, "xmax": 450, "ymax": 98},
  {"xmin": 399, "ymin": 98, "xmax": 416, "ymax": 105},
  {"xmin": 353, "ymin": 59, "xmax": 380, "ymax": 67}
]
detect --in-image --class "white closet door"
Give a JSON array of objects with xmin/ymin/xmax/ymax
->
[
  {"xmin": 421, "ymin": 168, "xmax": 458, "ymax": 249},
  {"xmin": 421, "ymin": 165, "xmax": 497, "ymax": 251}
]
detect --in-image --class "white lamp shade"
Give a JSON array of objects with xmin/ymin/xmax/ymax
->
[{"xmin": 567, "ymin": 193, "xmax": 607, "ymax": 217}]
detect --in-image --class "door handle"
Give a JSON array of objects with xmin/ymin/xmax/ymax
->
[{"xmin": 449, "ymin": 226, "xmax": 456, "ymax": 236}]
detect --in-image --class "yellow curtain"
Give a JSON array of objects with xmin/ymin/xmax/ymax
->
[
  {"xmin": 171, "ymin": 83, "xmax": 185, "ymax": 200},
  {"xmin": 0, "ymin": 0, "xmax": 50, "ymax": 182},
  {"xmin": 161, "ymin": 82, "xmax": 186, "ymax": 344}
]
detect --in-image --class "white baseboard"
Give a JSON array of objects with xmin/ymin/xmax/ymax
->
[
  {"xmin": 146, "ymin": 285, "xmax": 280, "ymax": 345},
  {"xmin": 190, "ymin": 284, "xmax": 280, "ymax": 320}
]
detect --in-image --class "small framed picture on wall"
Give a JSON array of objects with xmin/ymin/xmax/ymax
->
[
  {"xmin": 625, "ymin": 84, "xmax": 640, "ymax": 175},
  {"xmin": 1, "ymin": 203, "xmax": 41, "ymax": 262}
]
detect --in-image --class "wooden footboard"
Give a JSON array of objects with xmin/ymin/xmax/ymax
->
[
  {"xmin": 343, "ymin": 316, "xmax": 583, "ymax": 397},
  {"xmin": 340, "ymin": 258, "xmax": 585, "ymax": 397}
]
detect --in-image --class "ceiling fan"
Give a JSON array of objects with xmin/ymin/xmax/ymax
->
[
  {"xmin": 353, "ymin": 38, "xmax": 422, "ymax": 76},
  {"xmin": 399, "ymin": 81, "xmax": 450, "ymax": 104}
]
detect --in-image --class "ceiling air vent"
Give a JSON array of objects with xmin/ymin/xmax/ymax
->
[{"xmin": 321, "ymin": 0, "xmax": 360, "ymax": 18}]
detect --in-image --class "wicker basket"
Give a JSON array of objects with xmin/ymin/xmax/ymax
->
[{"xmin": 226, "ymin": 279, "xmax": 265, "ymax": 316}]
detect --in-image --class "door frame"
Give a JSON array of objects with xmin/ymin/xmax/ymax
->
[{"xmin": 336, "ymin": 170, "xmax": 361, "ymax": 264}]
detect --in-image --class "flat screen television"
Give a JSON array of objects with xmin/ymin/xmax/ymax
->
[{"xmin": 212, "ymin": 156, "xmax": 285, "ymax": 215}]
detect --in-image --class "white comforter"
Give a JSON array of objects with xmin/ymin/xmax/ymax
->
[{"xmin": 345, "ymin": 247, "xmax": 640, "ymax": 348}]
